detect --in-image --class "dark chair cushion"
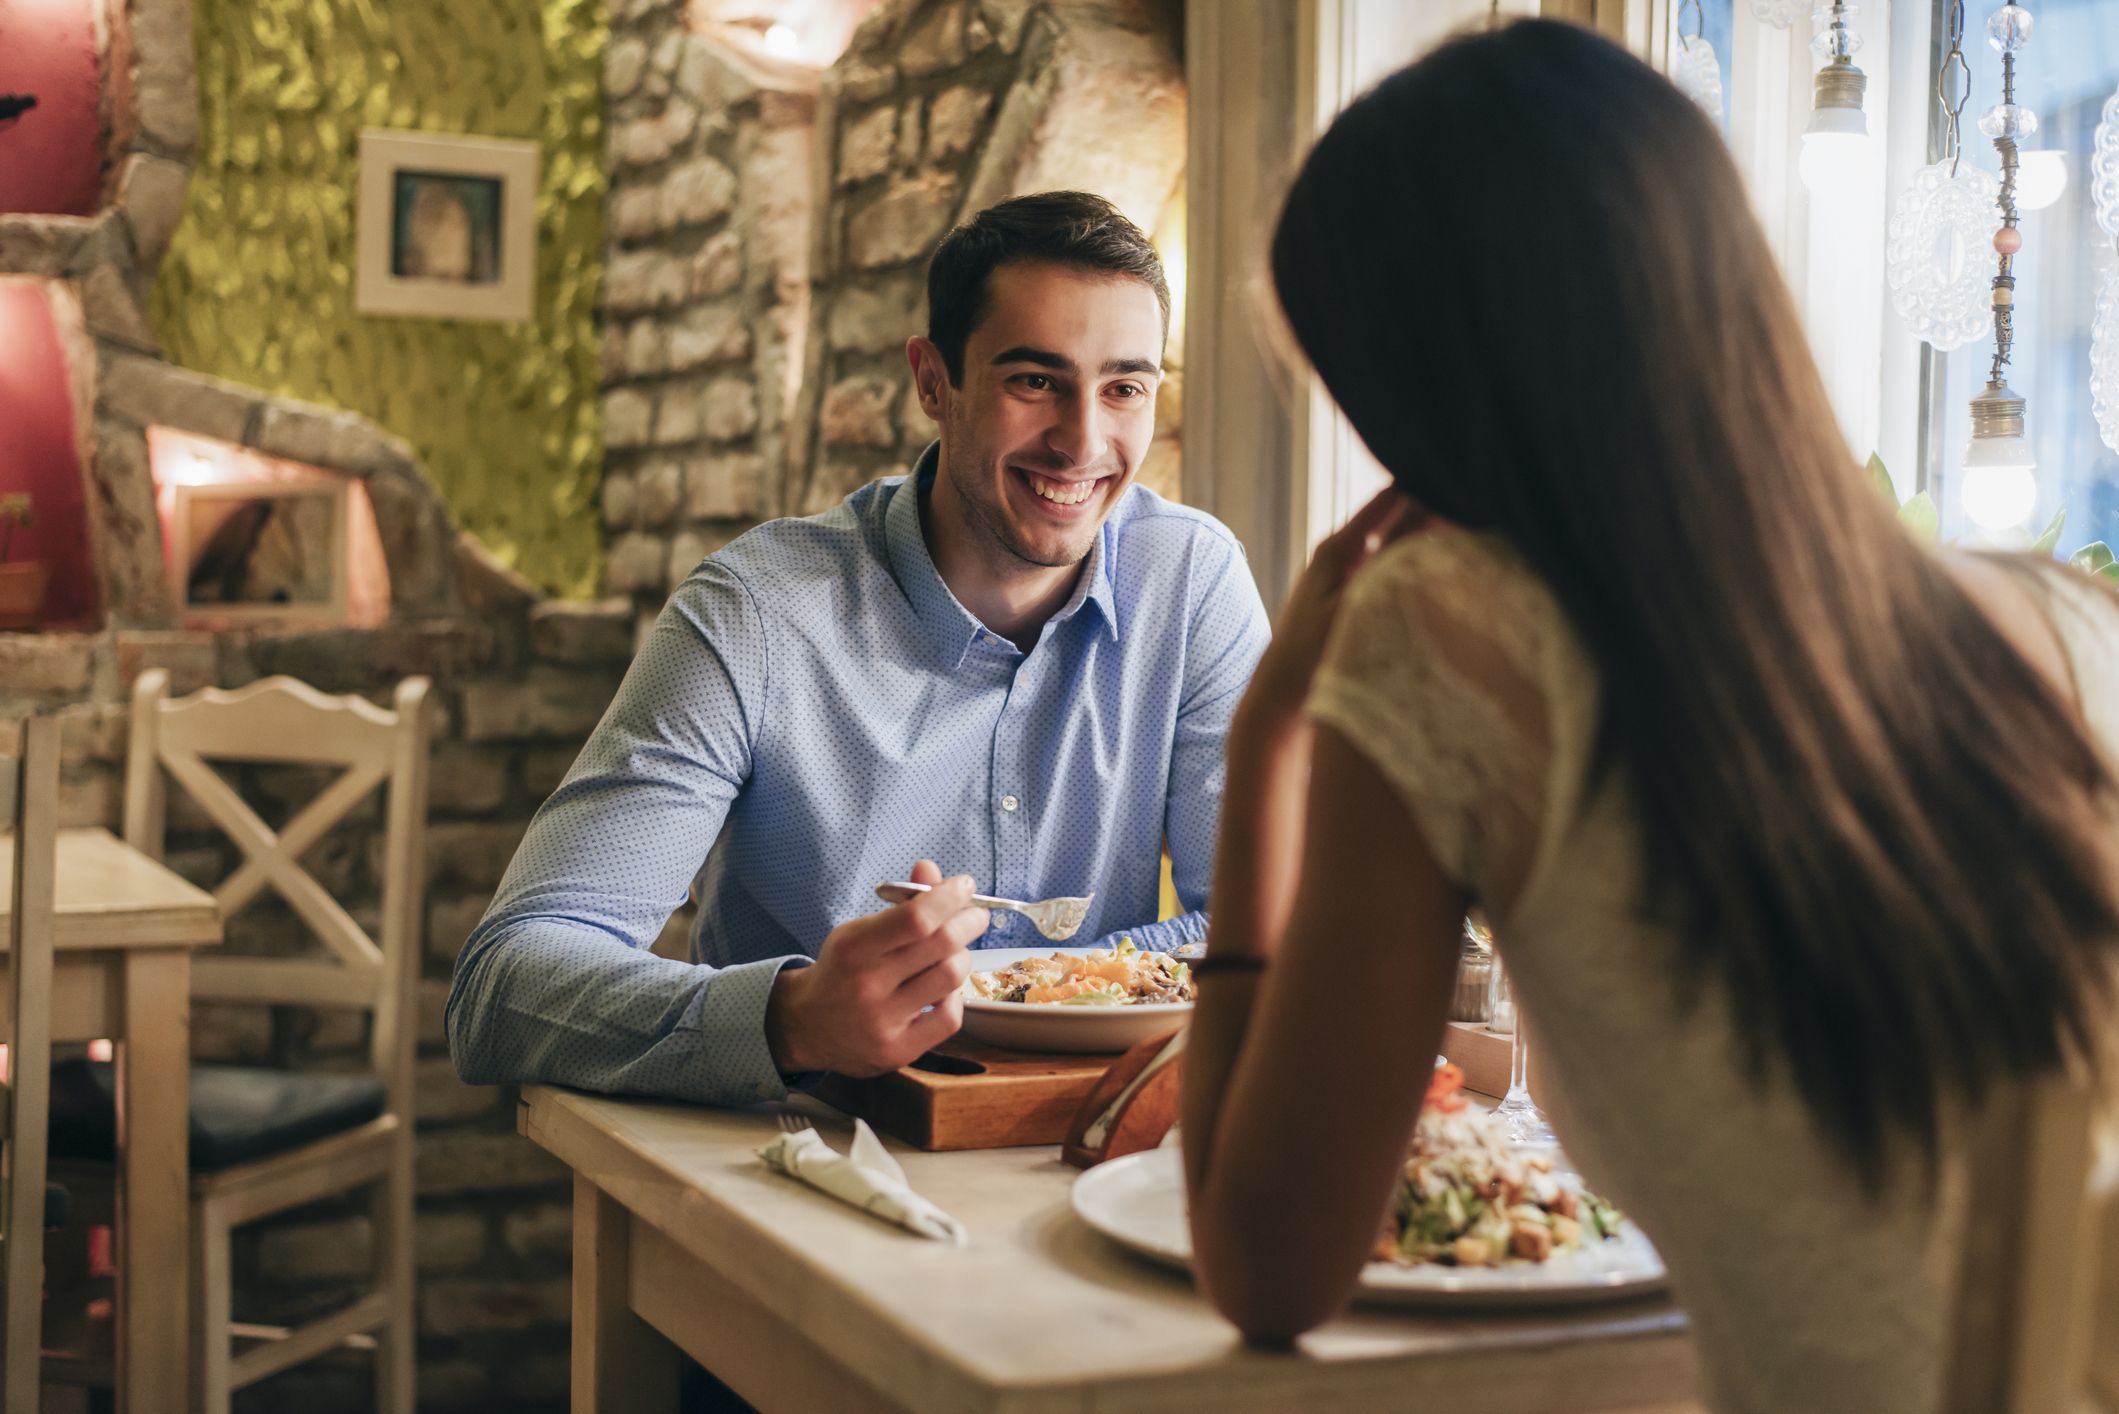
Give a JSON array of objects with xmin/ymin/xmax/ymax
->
[{"xmin": 49, "ymin": 1060, "xmax": 386, "ymax": 1172}]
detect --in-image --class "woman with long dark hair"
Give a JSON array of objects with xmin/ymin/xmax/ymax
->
[{"xmin": 1180, "ymin": 19, "xmax": 2118, "ymax": 1411}]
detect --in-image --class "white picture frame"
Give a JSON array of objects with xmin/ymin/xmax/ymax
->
[{"xmin": 356, "ymin": 129, "xmax": 538, "ymax": 323}]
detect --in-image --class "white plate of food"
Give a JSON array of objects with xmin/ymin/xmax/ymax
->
[
  {"xmin": 1071, "ymin": 1072, "xmax": 1668, "ymax": 1308},
  {"xmin": 958, "ymin": 941, "xmax": 1194, "ymax": 1053}
]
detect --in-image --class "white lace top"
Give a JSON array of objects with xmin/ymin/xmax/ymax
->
[{"xmin": 1307, "ymin": 526, "xmax": 2119, "ymax": 1414}]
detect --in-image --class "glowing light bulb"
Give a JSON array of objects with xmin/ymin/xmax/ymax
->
[
  {"xmin": 762, "ymin": 24, "xmax": 799, "ymax": 58},
  {"xmin": 1960, "ymin": 434, "xmax": 2038, "ymax": 530},
  {"xmin": 1799, "ymin": 107, "xmax": 1871, "ymax": 197},
  {"xmin": 2013, "ymin": 149, "xmax": 2068, "ymax": 211}
]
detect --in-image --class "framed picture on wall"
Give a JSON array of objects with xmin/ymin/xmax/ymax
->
[
  {"xmin": 356, "ymin": 130, "xmax": 538, "ymax": 322},
  {"xmin": 169, "ymin": 479, "xmax": 349, "ymax": 623}
]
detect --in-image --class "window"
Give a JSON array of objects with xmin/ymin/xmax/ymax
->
[
  {"xmin": 1925, "ymin": 0, "xmax": 2119, "ymax": 551},
  {"xmin": 1186, "ymin": 0, "xmax": 2113, "ymax": 596}
]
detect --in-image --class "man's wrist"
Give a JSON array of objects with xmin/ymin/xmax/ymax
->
[{"xmin": 764, "ymin": 965, "xmax": 816, "ymax": 1075}]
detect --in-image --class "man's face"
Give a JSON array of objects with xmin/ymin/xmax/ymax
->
[{"xmin": 914, "ymin": 261, "xmax": 1163, "ymax": 571}]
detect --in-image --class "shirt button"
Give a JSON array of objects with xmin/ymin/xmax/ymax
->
[{"xmin": 1000, "ymin": 794, "xmax": 1020, "ymax": 812}]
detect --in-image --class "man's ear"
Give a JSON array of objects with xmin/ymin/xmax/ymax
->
[{"xmin": 907, "ymin": 336, "xmax": 951, "ymax": 422}]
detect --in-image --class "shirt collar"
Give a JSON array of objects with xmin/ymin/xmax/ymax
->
[{"xmin": 884, "ymin": 444, "xmax": 1121, "ymax": 664}]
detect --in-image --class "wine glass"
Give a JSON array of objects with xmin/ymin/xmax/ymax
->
[{"xmin": 1483, "ymin": 936, "xmax": 1557, "ymax": 1149}]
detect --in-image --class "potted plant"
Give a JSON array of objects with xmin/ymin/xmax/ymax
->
[{"xmin": 0, "ymin": 492, "xmax": 50, "ymax": 630}]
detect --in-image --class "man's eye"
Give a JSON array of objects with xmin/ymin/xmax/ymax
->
[
  {"xmin": 1110, "ymin": 382, "xmax": 1145, "ymax": 399},
  {"xmin": 1018, "ymin": 374, "xmax": 1054, "ymax": 391}
]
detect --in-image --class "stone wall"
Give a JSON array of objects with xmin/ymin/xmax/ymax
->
[
  {"xmin": 1, "ymin": 0, "xmax": 596, "ymax": 1408},
  {"xmin": 791, "ymin": 0, "xmax": 1188, "ymax": 516},
  {"xmin": 597, "ymin": 6, "xmax": 820, "ymax": 621},
  {"xmin": 599, "ymin": 0, "xmax": 1188, "ymax": 614}
]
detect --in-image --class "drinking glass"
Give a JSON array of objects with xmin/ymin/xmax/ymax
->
[{"xmin": 1484, "ymin": 940, "xmax": 1557, "ymax": 1148}]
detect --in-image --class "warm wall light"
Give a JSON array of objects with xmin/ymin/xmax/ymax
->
[{"xmin": 146, "ymin": 426, "xmax": 393, "ymax": 628}]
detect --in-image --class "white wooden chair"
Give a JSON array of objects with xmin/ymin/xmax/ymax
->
[
  {"xmin": 3, "ymin": 716, "xmax": 60, "ymax": 1414},
  {"xmin": 87, "ymin": 670, "xmax": 430, "ymax": 1413}
]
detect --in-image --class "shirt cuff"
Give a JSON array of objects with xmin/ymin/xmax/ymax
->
[{"xmin": 694, "ymin": 953, "xmax": 815, "ymax": 1105}]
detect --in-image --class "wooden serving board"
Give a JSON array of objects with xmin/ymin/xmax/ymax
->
[
  {"xmin": 1439, "ymin": 1019, "xmax": 1512, "ymax": 1100},
  {"xmin": 818, "ymin": 1022, "xmax": 1515, "ymax": 1151},
  {"xmin": 813, "ymin": 1037, "xmax": 1115, "ymax": 1151}
]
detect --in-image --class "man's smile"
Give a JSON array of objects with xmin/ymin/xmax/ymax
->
[{"xmin": 1011, "ymin": 465, "xmax": 1114, "ymax": 513}]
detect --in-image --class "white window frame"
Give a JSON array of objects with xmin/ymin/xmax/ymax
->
[{"xmin": 1184, "ymin": 0, "xmax": 1939, "ymax": 605}]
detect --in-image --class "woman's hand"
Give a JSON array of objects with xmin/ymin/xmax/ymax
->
[{"xmin": 1237, "ymin": 487, "xmax": 1421, "ymax": 744}]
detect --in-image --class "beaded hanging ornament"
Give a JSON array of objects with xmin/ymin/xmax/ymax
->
[
  {"xmin": 1672, "ymin": 0, "xmax": 1724, "ymax": 121},
  {"xmin": 1886, "ymin": 0, "xmax": 1997, "ymax": 351}
]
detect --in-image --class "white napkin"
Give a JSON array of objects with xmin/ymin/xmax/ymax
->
[{"xmin": 758, "ymin": 1118, "xmax": 968, "ymax": 1245}]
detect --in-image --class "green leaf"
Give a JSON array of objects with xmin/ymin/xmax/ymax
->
[
  {"xmin": 1897, "ymin": 492, "xmax": 1940, "ymax": 541},
  {"xmin": 2072, "ymin": 541, "xmax": 2116, "ymax": 576},
  {"xmin": 2031, "ymin": 508, "xmax": 2066, "ymax": 557},
  {"xmin": 1866, "ymin": 452, "xmax": 1897, "ymax": 506}
]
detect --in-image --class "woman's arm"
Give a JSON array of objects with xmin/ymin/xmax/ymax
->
[
  {"xmin": 1179, "ymin": 487, "xmax": 1467, "ymax": 1343},
  {"xmin": 1183, "ymin": 720, "xmax": 1466, "ymax": 1342}
]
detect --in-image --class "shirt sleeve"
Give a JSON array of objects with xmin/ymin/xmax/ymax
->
[
  {"xmin": 446, "ymin": 559, "xmax": 806, "ymax": 1107},
  {"xmin": 1305, "ymin": 531, "xmax": 1549, "ymax": 897},
  {"xmin": 1159, "ymin": 527, "xmax": 1272, "ymax": 939}
]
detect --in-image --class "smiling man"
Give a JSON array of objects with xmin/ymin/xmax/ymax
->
[{"xmin": 447, "ymin": 191, "xmax": 1269, "ymax": 1105}]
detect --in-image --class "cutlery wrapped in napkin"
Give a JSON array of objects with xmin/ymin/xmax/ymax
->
[{"xmin": 758, "ymin": 1118, "xmax": 967, "ymax": 1245}]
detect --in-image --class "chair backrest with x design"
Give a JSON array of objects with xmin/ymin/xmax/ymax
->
[{"xmin": 122, "ymin": 671, "xmax": 431, "ymax": 1107}]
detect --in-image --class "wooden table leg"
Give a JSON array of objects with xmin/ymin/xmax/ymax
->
[
  {"xmin": 116, "ymin": 949, "xmax": 190, "ymax": 1414},
  {"xmin": 574, "ymin": 1174, "xmax": 678, "ymax": 1413}
]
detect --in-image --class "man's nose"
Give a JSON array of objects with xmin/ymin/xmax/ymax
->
[{"xmin": 1044, "ymin": 388, "xmax": 1109, "ymax": 468}]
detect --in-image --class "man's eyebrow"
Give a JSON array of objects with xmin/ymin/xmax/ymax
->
[
  {"xmin": 987, "ymin": 346, "xmax": 1163, "ymax": 379},
  {"xmin": 989, "ymin": 345, "xmax": 1076, "ymax": 372}
]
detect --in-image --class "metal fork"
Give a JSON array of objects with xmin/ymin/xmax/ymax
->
[
  {"xmin": 874, "ymin": 881, "xmax": 1095, "ymax": 941},
  {"xmin": 776, "ymin": 1111, "xmax": 812, "ymax": 1137}
]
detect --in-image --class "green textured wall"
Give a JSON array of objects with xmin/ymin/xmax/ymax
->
[{"xmin": 151, "ymin": 0, "xmax": 608, "ymax": 597}]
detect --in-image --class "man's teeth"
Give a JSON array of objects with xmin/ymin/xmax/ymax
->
[{"xmin": 1027, "ymin": 474, "xmax": 1097, "ymax": 506}]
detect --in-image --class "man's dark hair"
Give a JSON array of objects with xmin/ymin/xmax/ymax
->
[{"xmin": 925, "ymin": 190, "xmax": 1170, "ymax": 385}]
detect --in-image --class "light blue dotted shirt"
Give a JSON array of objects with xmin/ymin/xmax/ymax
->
[{"xmin": 447, "ymin": 445, "xmax": 1270, "ymax": 1106}]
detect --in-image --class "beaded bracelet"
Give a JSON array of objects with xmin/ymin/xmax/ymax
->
[{"xmin": 1190, "ymin": 954, "xmax": 1268, "ymax": 977}]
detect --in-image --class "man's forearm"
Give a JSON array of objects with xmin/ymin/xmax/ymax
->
[{"xmin": 447, "ymin": 920, "xmax": 806, "ymax": 1107}]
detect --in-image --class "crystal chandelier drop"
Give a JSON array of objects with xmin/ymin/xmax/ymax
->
[
  {"xmin": 2091, "ymin": 87, "xmax": 2119, "ymax": 457},
  {"xmin": 2093, "ymin": 265, "xmax": 2119, "ymax": 459},
  {"xmin": 1887, "ymin": 3, "xmax": 1996, "ymax": 351},
  {"xmin": 1961, "ymin": 4, "xmax": 2038, "ymax": 535},
  {"xmin": 2094, "ymin": 86, "xmax": 2119, "ymax": 238},
  {"xmin": 1672, "ymin": 0, "xmax": 1724, "ymax": 121}
]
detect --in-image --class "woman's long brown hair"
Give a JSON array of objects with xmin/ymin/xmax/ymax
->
[{"xmin": 1271, "ymin": 19, "xmax": 2118, "ymax": 1181}]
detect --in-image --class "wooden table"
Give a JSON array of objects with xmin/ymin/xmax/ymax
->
[
  {"xmin": 1, "ymin": 826, "xmax": 221, "ymax": 1414},
  {"xmin": 523, "ymin": 1084, "xmax": 1701, "ymax": 1413}
]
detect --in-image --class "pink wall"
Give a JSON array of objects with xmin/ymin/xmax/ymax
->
[
  {"xmin": 0, "ymin": 0, "xmax": 104, "ymax": 217},
  {"xmin": 0, "ymin": 281, "xmax": 98, "ymax": 626}
]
